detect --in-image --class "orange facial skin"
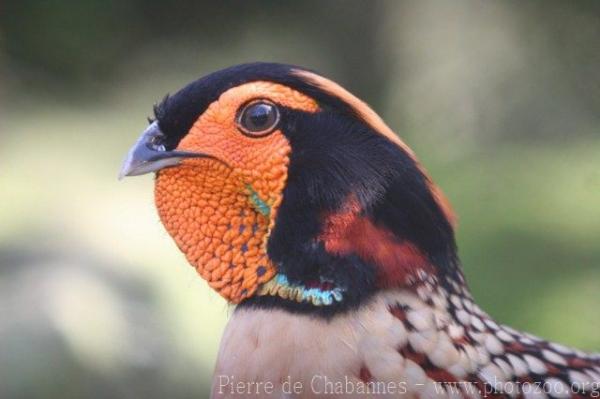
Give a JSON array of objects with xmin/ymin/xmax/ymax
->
[{"xmin": 154, "ymin": 82, "xmax": 318, "ymax": 303}]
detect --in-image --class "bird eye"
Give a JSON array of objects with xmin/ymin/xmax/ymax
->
[{"xmin": 237, "ymin": 101, "xmax": 280, "ymax": 137}]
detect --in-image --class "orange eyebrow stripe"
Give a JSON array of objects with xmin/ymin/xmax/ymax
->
[{"xmin": 294, "ymin": 69, "xmax": 457, "ymax": 227}]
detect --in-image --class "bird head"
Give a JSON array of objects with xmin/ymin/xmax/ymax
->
[{"xmin": 121, "ymin": 63, "xmax": 458, "ymax": 316}]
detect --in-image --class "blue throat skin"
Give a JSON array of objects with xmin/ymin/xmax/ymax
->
[
  {"xmin": 256, "ymin": 273, "xmax": 345, "ymax": 306},
  {"xmin": 246, "ymin": 184, "xmax": 271, "ymax": 217}
]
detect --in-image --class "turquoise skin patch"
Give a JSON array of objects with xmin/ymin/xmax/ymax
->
[
  {"xmin": 246, "ymin": 184, "xmax": 271, "ymax": 217},
  {"xmin": 265, "ymin": 274, "xmax": 344, "ymax": 306}
]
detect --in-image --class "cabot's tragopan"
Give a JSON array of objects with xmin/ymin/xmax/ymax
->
[{"xmin": 121, "ymin": 63, "xmax": 600, "ymax": 398}]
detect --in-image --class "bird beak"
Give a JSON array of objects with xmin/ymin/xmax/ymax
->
[{"xmin": 119, "ymin": 121, "xmax": 209, "ymax": 179}]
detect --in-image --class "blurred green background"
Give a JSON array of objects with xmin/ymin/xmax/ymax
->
[{"xmin": 1, "ymin": 1, "xmax": 599, "ymax": 398}]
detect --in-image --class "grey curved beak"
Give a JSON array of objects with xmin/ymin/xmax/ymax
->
[{"xmin": 118, "ymin": 122, "xmax": 209, "ymax": 179}]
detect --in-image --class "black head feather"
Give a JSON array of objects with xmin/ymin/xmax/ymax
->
[
  {"xmin": 154, "ymin": 62, "xmax": 458, "ymax": 316},
  {"xmin": 152, "ymin": 62, "xmax": 357, "ymax": 150}
]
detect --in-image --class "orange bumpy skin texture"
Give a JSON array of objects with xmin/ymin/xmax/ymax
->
[{"xmin": 155, "ymin": 82, "xmax": 318, "ymax": 303}]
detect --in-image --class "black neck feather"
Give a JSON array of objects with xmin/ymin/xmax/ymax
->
[{"xmin": 241, "ymin": 108, "xmax": 461, "ymax": 317}]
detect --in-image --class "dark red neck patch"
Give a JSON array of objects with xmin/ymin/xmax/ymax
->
[{"xmin": 319, "ymin": 198, "xmax": 436, "ymax": 289}]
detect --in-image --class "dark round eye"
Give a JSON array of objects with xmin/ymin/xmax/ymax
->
[{"xmin": 237, "ymin": 101, "xmax": 280, "ymax": 136}]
